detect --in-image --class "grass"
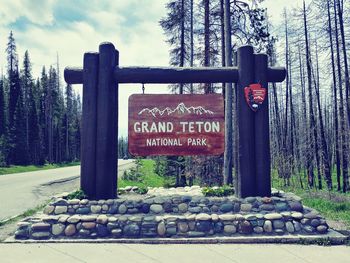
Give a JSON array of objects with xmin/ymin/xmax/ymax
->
[
  {"xmin": 118, "ymin": 159, "xmax": 165, "ymax": 189},
  {"xmin": 272, "ymin": 169, "xmax": 350, "ymax": 228},
  {"xmin": 0, "ymin": 162, "xmax": 80, "ymax": 175},
  {"xmin": 0, "ymin": 202, "xmax": 49, "ymax": 227}
]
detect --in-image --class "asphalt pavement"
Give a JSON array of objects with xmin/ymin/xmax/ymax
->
[{"xmin": 0, "ymin": 160, "xmax": 134, "ymax": 222}]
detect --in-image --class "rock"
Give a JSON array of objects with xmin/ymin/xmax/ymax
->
[
  {"xmin": 178, "ymin": 203, "xmax": 188, "ymax": 213},
  {"xmin": 129, "ymin": 216, "xmax": 143, "ymax": 222},
  {"xmin": 163, "ymin": 202, "xmax": 173, "ymax": 213},
  {"xmin": 52, "ymin": 223, "xmax": 65, "ymax": 235},
  {"xmin": 118, "ymin": 204, "xmax": 127, "ymax": 214},
  {"xmin": 111, "ymin": 229, "xmax": 123, "ymax": 237},
  {"xmin": 188, "ymin": 231, "xmax": 205, "ymax": 237},
  {"xmin": 181, "ymin": 195, "xmax": 192, "ymax": 202},
  {"xmin": 107, "ymin": 222, "xmax": 119, "ymax": 230},
  {"xmin": 150, "ymin": 204, "xmax": 164, "ymax": 214},
  {"xmin": 81, "ymin": 215, "xmax": 97, "ymax": 222},
  {"xmin": 196, "ymin": 213, "xmax": 211, "ymax": 221},
  {"xmin": 293, "ymin": 221, "xmax": 301, "ymax": 232},
  {"xmin": 304, "ymin": 211, "xmax": 319, "ymax": 219},
  {"xmin": 273, "ymin": 220, "xmax": 285, "ymax": 229},
  {"xmin": 31, "ymin": 232, "xmax": 50, "ymax": 238},
  {"xmin": 80, "ymin": 199, "xmax": 89, "ymax": 205},
  {"xmin": 97, "ymin": 224, "xmax": 109, "ymax": 237},
  {"xmin": 303, "ymin": 225, "xmax": 315, "ymax": 233},
  {"xmin": 316, "ymin": 225, "xmax": 328, "ymax": 234},
  {"xmin": 275, "ymin": 202, "xmax": 289, "ymax": 212},
  {"xmin": 286, "ymin": 221, "xmax": 295, "ymax": 233},
  {"xmin": 220, "ymin": 203, "xmax": 234, "ymax": 213},
  {"xmin": 32, "ymin": 223, "xmax": 50, "ymax": 232},
  {"xmin": 274, "ymin": 229, "xmax": 284, "ymax": 235},
  {"xmin": 253, "ymin": 226, "xmax": 264, "ymax": 234},
  {"xmin": 188, "ymin": 206, "xmax": 202, "ymax": 213},
  {"xmin": 78, "ymin": 229, "xmax": 90, "ymax": 237},
  {"xmin": 90, "ymin": 205, "xmax": 102, "ymax": 213},
  {"xmin": 224, "ymin": 225, "xmax": 237, "ymax": 234},
  {"xmin": 102, "ymin": 204, "xmax": 109, "ymax": 211},
  {"xmin": 301, "ymin": 218, "xmax": 310, "ymax": 225},
  {"xmin": 157, "ymin": 222, "xmax": 166, "ymax": 236},
  {"xmin": 141, "ymin": 203, "xmax": 150, "ymax": 213},
  {"xmin": 96, "ymin": 215, "xmax": 108, "ymax": 224},
  {"xmin": 263, "ymin": 220, "xmax": 273, "ymax": 233},
  {"xmin": 54, "ymin": 206, "xmax": 67, "ymax": 215},
  {"xmin": 76, "ymin": 207, "xmax": 90, "ymax": 214},
  {"xmin": 240, "ymin": 220, "xmax": 253, "ymax": 234},
  {"xmin": 218, "ymin": 214, "xmax": 236, "ymax": 221},
  {"xmin": 262, "ymin": 197, "xmax": 272, "ymax": 203},
  {"xmin": 68, "ymin": 199, "xmax": 80, "ymax": 205},
  {"xmin": 291, "ymin": 212, "xmax": 303, "ymax": 220},
  {"xmin": 245, "ymin": 215, "xmax": 257, "ymax": 221},
  {"xmin": 123, "ymin": 224, "xmax": 140, "ymax": 237},
  {"xmin": 15, "ymin": 229, "xmax": 29, "ymax": 239},
  {"xmin": 240, "ymin": 204, "xmax": 252, "ymax": 212},
  {"xmin": 188, "ymin": 221, "xmax": 196, "ymax": 231},
  {"xmin": 196, "ymin": 221, "xmax": 212, "ymax": 232},
  {"xmin": 211, "ymin": 205, "xmax": 219, "ymax": 212},
  {"xmin": 55, "ymin": 198, "xmax": 68, "ymax": 206},
  {"xmin": 233, "ymin": 203, "xmax": 241, "ymax": 212},
  {"xmin": 178, "ymin": 222, "xmax": 189, "ymax": 233},
  {"xmin": 259, "ymin": 204, "xmax": 275, "ymax": 211},
  {"xmin": 245, "ymin": 197, "xmax": 256, "ymax": 203},
  {"xmin": 82, "ymin": 222, "xmax": 96, "ymax": 229},
  {"xmin": 108, "ymin": 205, "xmax": 118, "ymax": 214},
  {"xmin": 289, "ymin": 201, "xmax": 303, "ymax": 212},
  {"xmin": 166, "ymin": 227, "xmax": 177, "ymax": 236},
  {"xmin": 264, "ymin": 213, "xmax": 282, "ymax": 220},
  {"xmin": 310, "ymin": 219, "xmax": 320, "ymax": 227},
  {"xmin": 64, "ymin": 224, "xmax": 76, "ymax": 236},
  {"xmin": 125, "ymin": 186, "xmax": 133, "ymax": 191},
  {"xmin": 44, "ymin": 205, "xmax": 55, "ymax": 214},
  {"xmin": 67, "ymin": 215, "xmax": 81, "ymax": 224},
  {"xmin": 211, "ymin": 214, "xmax": 219, "ymax": 221},
  {"xmin": 58, "ymin": 215, "xmax": 70, "ymax": 223}
]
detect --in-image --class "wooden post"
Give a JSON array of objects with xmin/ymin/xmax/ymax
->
[
  {"xmin": 237, "ymin": 46, "xmax": 256, "ymax": 198},
  {"xmin": 95, "ymin": 42, "xmax": 118, "ymax": 199},
  {"xmin": 254, "ymin": 54, "xmax": 271, "ymax": 197},
  {"xmin": 223, "ymin": 0, "xmax": 233, "ymax": 185},
  {"xmin": 81, "ymin": 52, "xmax": 99, "ymax": 199}
]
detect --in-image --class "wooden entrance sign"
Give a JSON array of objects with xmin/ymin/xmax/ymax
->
[
  {"xmin": 64, "ymin": 42, "xmax": 286, "ymax": 199},
  {"xmin": 128, "ymin": 94, "xmax": 224, "ymax": 156}
]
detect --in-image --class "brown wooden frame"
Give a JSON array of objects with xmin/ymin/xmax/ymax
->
[{"xmin": 65, "ymin": 42, "xmax": 285, "ymax": 199}]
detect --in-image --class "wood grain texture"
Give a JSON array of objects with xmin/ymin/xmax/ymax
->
[{"xmin": 128, "ymin": 94, "xmax": 224, "ymax": 156}]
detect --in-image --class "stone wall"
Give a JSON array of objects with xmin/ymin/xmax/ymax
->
[{"xmin": 14, "ymin": 189, "xmax": 329, "ymax": 240}]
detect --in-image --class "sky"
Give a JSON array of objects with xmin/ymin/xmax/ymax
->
[{"xmin": 0, "ymin": 0, "xmax": 309, "ymax": 136}]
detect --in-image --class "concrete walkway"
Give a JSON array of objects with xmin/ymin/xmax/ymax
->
[{"xmin": 0, "ymin": 243, "xmax": 349, "ymax": 263}]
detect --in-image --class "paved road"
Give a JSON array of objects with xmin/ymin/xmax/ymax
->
[
  {"xmin": 0, "ymin": 160, "xmax": 134, "ymax": 222},
  {"xmin": 0, "ymin": 243, "xmax": 349, "ymax": 263}
]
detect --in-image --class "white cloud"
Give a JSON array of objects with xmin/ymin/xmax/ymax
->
[{"xmin": 0, "ymin": 0, "xmax": 54, "ymax": 26}]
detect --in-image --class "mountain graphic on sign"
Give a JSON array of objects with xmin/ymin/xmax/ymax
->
[{"xmin": 138, "ymin": 102, "xmax": 214, "ymax": 118}]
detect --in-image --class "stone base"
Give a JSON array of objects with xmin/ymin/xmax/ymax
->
[{"xmin": 14, "ymin": 188, "xmax": 332, "ymax": 240}]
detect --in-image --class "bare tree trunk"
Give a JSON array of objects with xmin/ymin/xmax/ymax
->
[
  {"xmin": 334, "ymin": 0, "xmax": 350, "ymax": 193},
  {"xmin": 314, "ymin": 39, "xmax": 332, "ymax": 190},
  {"xmin": 204, "ymin": 0, "xmax": 211, "ymax": 93},
  {"xmin": 304, "ymin": 1, "xmax": 318, "ymax": 188},
  {"xmin": 327, "ymin": 0, "xmax": 341, "ymax": 191},
  {"xmin": 190, "ymin": 0, "xmax": 194, "ymax": 94}
]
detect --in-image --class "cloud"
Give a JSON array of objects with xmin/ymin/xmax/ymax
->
[
  {"xmin": 0, "ymin": 0, "xmax": 55, "ymax": 26},
  {"xmin": 0, "ymin": 0, "xmax": 170, "ymax": 136}
]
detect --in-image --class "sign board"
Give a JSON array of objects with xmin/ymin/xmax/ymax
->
[
  {"xmin": 244, "ymin": 83, "xmax": 267, "ymax": 112},
  {"xmin": 128, "ymin": 94, "xmax": 224, "ymax": 156}
]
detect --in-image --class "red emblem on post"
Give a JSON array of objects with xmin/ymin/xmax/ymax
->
[{"xmin": 244, "ymin": 83, "xmax": 266, "ymax": 112}]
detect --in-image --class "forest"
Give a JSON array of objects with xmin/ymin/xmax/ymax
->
[
  {"xmin": 142, "ymin": 0, "xmax": 350, "ymax": 193},
  {"xmin": 0, "ymin": 32, "xmax": 82, "ymax": 167}
]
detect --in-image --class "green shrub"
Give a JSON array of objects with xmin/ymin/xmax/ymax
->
[
  {"xmin": 202, "ymin": 185, "xmax": 235, "ymax": 197},
  {"xmin": 67, "ymin": 189, "xmax": 87, "ymax": 200},
  {"xmin": 136, "ymin": 186, "xmax": 148, "ymax": 195}
]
